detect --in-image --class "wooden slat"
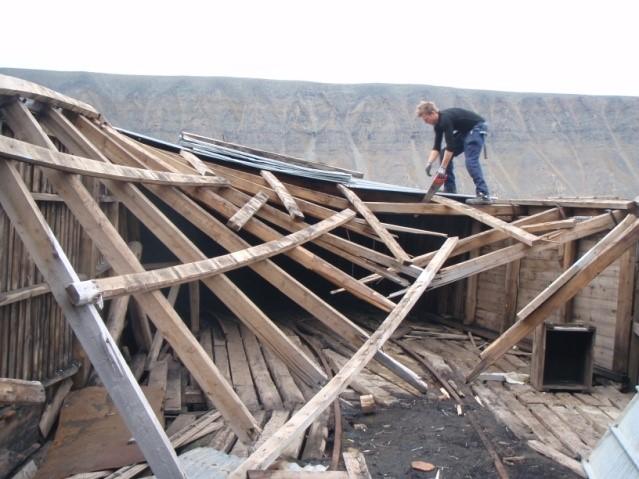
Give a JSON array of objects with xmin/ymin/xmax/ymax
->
[
  {"xmin": 228, "ymin": 237, "xmax": 458, "ymax": 477},
  {"xmin": 613, "ymin": 243, "xmax": 637, "ymax": 372},
  {"xmin": 227, "ymin": 191, "xmax": 270, "ymax": 231},
  {"xmin": 68, "ymin": 209, "xmax": 355, "ymax": 304},
  {"xmin": 0, "ymin": 136, "xmax": 228, "ymax": 186},
  {"xmin": 260, "ymin": 170, "xmax": 305, "ymax": 221},
  {"xmin": 432, "ymin": 196, "xmax": 540, "ymax": 246},
  {"xmin": 338, "ymin": 184, "xmax": 411, "ymax": 264},
  {"xmin": 464, "ymin": 221, "xmax": 481, "ymax": 325},
  {"xmin": 2, "ymin": 100, "xmax": 260, "ymax": 444}
]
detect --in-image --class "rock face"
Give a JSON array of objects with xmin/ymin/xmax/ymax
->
[{"xmin": 3, "ymin": 68, "xmax": 638, "ymax": 199}]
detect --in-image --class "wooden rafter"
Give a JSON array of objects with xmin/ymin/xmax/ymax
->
[
  {"xmin": 0, "ymin": 135, "xmax": 228, "ymax": 186},
  {"xmin": 68, "ymin": 209, "xmax": 356, "ymax": 305},
  {"xmin": 227, "ymin": 191, "xmax": 270, "ymax": 231},
  {"xmin": 338, "ymin": 184, "xmax": 412, "ymax": 264},
  {"xmin": 228, "ymin": 237, "xmax": 458, "ymax": 478},
  {"xmin": 2, "ymin": 99, "xmax": 261, "ymax": 443},
  {"xmin": 260, "ymin": 170, "xmax": 305, "ymax": 221}
]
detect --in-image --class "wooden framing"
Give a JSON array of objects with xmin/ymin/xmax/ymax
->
[
  {"xmin": 68, "ymin": 209, "xmax": 355, "ymax": 304},
  {"xmin": 2, "ymin": 98, "xmax": 261, "ymax": 443},
  {"xmin": 227, "ymin": 191, "xmax": 270, "ymax": 231},
  {"xmin": 228, "ymin": 237, "xmax": 458, "ymax": 478},
  {"xmin": 338, "ymin": 184, "xmax": 412, "ymax": 264},
  {"xmin": 260, "ymin": 170, "xmax": 305, "ymax": 221},
  {"xmin": 0, "ymin": 378, "xmax": 45, "ymax": 405},
  {"xmin": 432, "ymin": 196, "xmax": 540, "ymax": 246},
  {"xmin": 468, "ymin": 216, "xmax": 639, "ymax": 381},
  {"xmin": 0, "ymin": 135, "xmax": 228, "ymax": 186},
  {"xmin": 0, "ymin": 159, "xmax": 185, "ymax": 477}
]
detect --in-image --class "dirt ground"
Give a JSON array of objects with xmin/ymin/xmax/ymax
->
[{"xmin": 342, "ymin": 395, "xmax": 582, "ymax": 478}]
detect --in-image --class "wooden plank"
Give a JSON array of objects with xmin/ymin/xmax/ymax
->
[
  {"xmin": 338, "ymin": 184, "xmax": 411, "ymax": 264},
  {"xmin": 527, "ymin": 440, "xmax": 586, "ymax": 478},
  {"xmin": 529, "ymin": 403, "xmax": 590, "ymax": 458},
  {"xmin": 469, "ymin": 215, "xmax": 639, "ymax": 381},
  {"xmin": 147, "ymin": 359, "xmax": 168, "ymax": 396},
  {"xmin": 613, "ymin": 243, "xmax": 637, "ymax": 372},
  {"xmin": 188, "ymin": 281, "xmax": 200, "ymax": 336},
  {"xmin": 261, "ymin": 346, "xmax": 306, "ymax": 408},
  {"xmin": 0, "ymin": 73, "xmax": 100, "ymax": 118},
  {"xmin": 218, "ymin": 317, "xmax": 260, "ymax": 411},
  {"xmin": 0, "ymin": 378, "xmax": 45, "ymax": 405},
  {"xmin": 228, "ymin": 237, "xmax": 458, "ymax": 477},
  {"xmin": 502, "ymin": 243, "xmax": 521, "ymax": 331},
  {"xmin": 260, "ymin": 170, "xmax": 305, "ymax": 221},
  {"xmin": 0, "ymin": 282, "xmax": 50, "ymax": 307},
  {"xmin": 227, "ymin": 191, "xmax": 270, "ymax": 231},
  {"xmin": 0, "ymin": 135, "xmax": 228, "ymax": 186},
  {"xmin": 240, "ymin": 324, "xmax": 284, "ymax": 411},
  {"xmin": 164, "ymin": 359, "xmax": 183, "ymax": 414},
  {"xmin": 248, "ymin": 472, "xmax": 348, "ymax": 479},
  {"xmin": 2, "ymin": 100, "xmax": 259, "ymax": 444},
  {"xmin": 342, "ymin": 449, "xmax": 372, "ymax": 479},
  {"xmin": 365, "ymin": 201, "xmax": 522, "ymax": 216},
  {"xmin": 179, "ymin": 149, "xmax": 212, "ymax": 176},
  {"xmin": 68, "ymin": 209, "xmax": 355, "ymax": 304},
  {"xmin": 559, "ymin": 240, "xmax": 578, "ymax": 322},
  {"xmin": 432, "ymin": 195, "xmax": 540, "ymax": 246}
]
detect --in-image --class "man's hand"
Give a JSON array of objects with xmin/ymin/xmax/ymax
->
[
  {"xmin": 436, "ymin": 167, "xmax": 446, "ymax": 178},
  {"xmin": 425, "ymin": 162, "xmax": 434, "ymax": 176}
]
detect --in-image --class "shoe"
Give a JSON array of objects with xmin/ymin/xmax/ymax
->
[{"xmin": 466, "ymin": 193, "xmax": 494, "ymax": 205}]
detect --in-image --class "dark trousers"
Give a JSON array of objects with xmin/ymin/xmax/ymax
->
[{"xmin": 444, "ymin": 122, "xmax": 489, "ymax": 196}]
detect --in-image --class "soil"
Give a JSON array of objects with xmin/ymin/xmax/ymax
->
[{"xmin": 342, "ymin": 395, "xmax": 582, "ymax": 479}]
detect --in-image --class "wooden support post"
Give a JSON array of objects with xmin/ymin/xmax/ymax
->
[
  {"xmin": 227, "ymin": 191, "xmax": 270, "ymax": 231},
  {"xmin": 464, "ymin": 221, "xmax": 482, "ymax": 325},
  {"xmin": 228, "ymin": 237, "xmax": 458, "ymax": 478},
  {"xmin": 189, "ymin": 281, "xmax": 200, "ymax": 336},
  {"xmin": 559, "ymin": 240, "xmax": 578, "ymax": 323},
  {"xmin": 338, "ymin": 184, "xmax": 411, "ymax": 264},
  {"xmin": 613, "ymin": 243, "xmax": 637, "ymax": 373},
  {"xmin": 260, "ymin": 170, "xmax": 304, "ymax": 221},
  {"xmin": 467, "ymin": 215, "xmax": 639, "ymax": 382},
  {"xmin": 502, "ymin": 247, "xmax": 521, "ymax": 332},
  {"xmin": 0, "ymin": 159, "xmax": 185, "ymax": 478},
  {"xmin": 432, "ymin": 196, "xmax": 540, "ymax": 246},
  {"xmin": 0, "ymin": 378, "xmax": 45, "ymax": 405},
  {"xmin": 6, "ymin": 100, "xmax": 260, "ymax": 443}
]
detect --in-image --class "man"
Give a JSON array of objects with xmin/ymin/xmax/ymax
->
[{"xmin": 416, "ymin": 100, "xmax": 491, "ymax": 204}]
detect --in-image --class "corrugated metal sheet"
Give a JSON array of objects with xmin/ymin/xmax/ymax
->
[
  {"xmin": 147, "ymin": 447, "xmax": 243, "ymax": 479},
  {"xmin": 583, "ymin": 387, "xmax": 639, "ymax": 478}
]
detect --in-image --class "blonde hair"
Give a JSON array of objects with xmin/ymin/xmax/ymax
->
[{"xmin": 416, "ymin": 101, "xmax": 438, "ymax": 117}]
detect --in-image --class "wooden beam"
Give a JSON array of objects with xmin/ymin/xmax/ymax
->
[
  {"xmin": 559, "ymin": 240, "xmax": 578, "ymax": 322},
  {"xmin": 338, "ymin": 184, "xmax": 411, "ymax": 264},
  {"xmin": 78, "ymin": 120, "xmax": 428, "ymax": 393},
  {"xmin": 0, "ymin": 282, "xmax": 50, "ymax": 307},
  {"xmin": 68, "ymin": 209, "xmax": 355, "ymax": 304},
  {"xmin": 0, "ymin": 74, "xmax": 100, "ymax": 118},
  {"xmin": 0, "ymin": 135, "xmax": 228, "ymax": 186},
  {"xmin": 467, "ymin": 215, "xmax": 639, "ymax": 382},
  {"xmin": 0, "ymin": 378, "xmax": 45, "ymax": 405},
  {"xmin": 464, "ymin": 221, "xmax": 482, "ymax": 325},
  {"xmin": 3, "ymin": 100, "xmax": 260, "ymax": 443},
  {"xmin": 179, "ymin": 149, "xmax": 211, "ymax": 176},
  {"xmin": 68, "ymin": 115, "xmax": 327, "ymax": 389},
  {"xmin": 228, "ymin": 237, "xmax": 458, "ymax": 478},
  {"xmin": 502, "ymin": 249, "xmax": 521, "ymax": 332},
  {"xmin": 260, "ymin": 170, "xmax": 305, "ymax": 221},
  {"xmin": 432, "ymin": 196, "xmax": 540, "ymax": 246},
  {"xmin": 365, "ymin": 201, "xmax": 523, "ymax": 216},
  {"xmin": 0, "ymin": 159, "xmax": 185, "ymax": 478},
  {"xmin": 613, "ymin": 241, "xmax": 637, "ymax": 373},
  {"xmin": 388, "ymin": 210, "xmax": 626, "ymax": 298},
  {"xmin": 227, "ymin": 191, "xmax": 270, "ymax": 231}
]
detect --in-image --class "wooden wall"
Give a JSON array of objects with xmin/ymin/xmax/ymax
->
[{"xmin": 468, "ymin": 223, "xmax": 639, "ymax": 376}]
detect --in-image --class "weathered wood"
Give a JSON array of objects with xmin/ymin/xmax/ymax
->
[
  {"xmin": 247, "ymin": 472, "xmax": 348, "ymax": 479},
  {"xmin": 179, "ymin": 149, "xmax": 211, "ymax": 176},
  {"xmin": 527, "ymin": 440, "xmax": 586, "ymax": 477},
  {"xmin": 68, "ymin": 210, "xmax": 355, "ymax": 304},
  {"xmin": 260, "ymin": 170, "xmax": 305, "ymax": 221},
  {"xmin": 502, "ymin": 243, "xmax": 521, "ymax": 331},
  {"xmin": 227, "ymin": 191, "xmax": 270, "ymax": 231},
  {"xmin": 0, "ymin": 74, "xmax": 99, "ymax": 117},
  {"xmin": 3, "ymin": 101, "xmax": 259, "ymax": 444},
  {"xmin": 468, "ymin": 216, "xmax": 639, "ymax": 382},
  {"xmin": 338, "ymin": 184, "xmax": 411, "ymax": 263},
  {"xmin": 342, "ymin": 449, "xmax": 372, "ymax": 479},
  {"xmin": 432, "ymin": 196, "xmax": 540, "ymax": 246},
  {"xmin": 0, "ymin": 135, "xmax": 228, "ymax": 186},
  {"xmin": 0, "ymin": 282, "xmax": 50, "ymax": 307},
  {"xmin": 559, "ymin": 240, "xmax": 578, "ymax": 322},
  {"xmin": 613, "ymin": 243, "xmax": 637, "ymax": 373},
  {"xmin": 464, "ymin": 221, "xmax": 482, "ymax": 325},
  {"xmin": 228, "ymin": 237, "xmax": 458, "ymax": 477},
  {"xmin": 0, "ymin": 378, "xmax": 45, "ymax": 405}
]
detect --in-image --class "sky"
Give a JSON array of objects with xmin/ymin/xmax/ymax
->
[{"xmin": 3, "ymin": 0, "xmax": 639, "ymax": 97}]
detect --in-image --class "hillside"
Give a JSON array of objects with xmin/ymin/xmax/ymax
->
[{"xmin": 2, "ymin": 68, "xmax": 638, "ymax": 199}]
